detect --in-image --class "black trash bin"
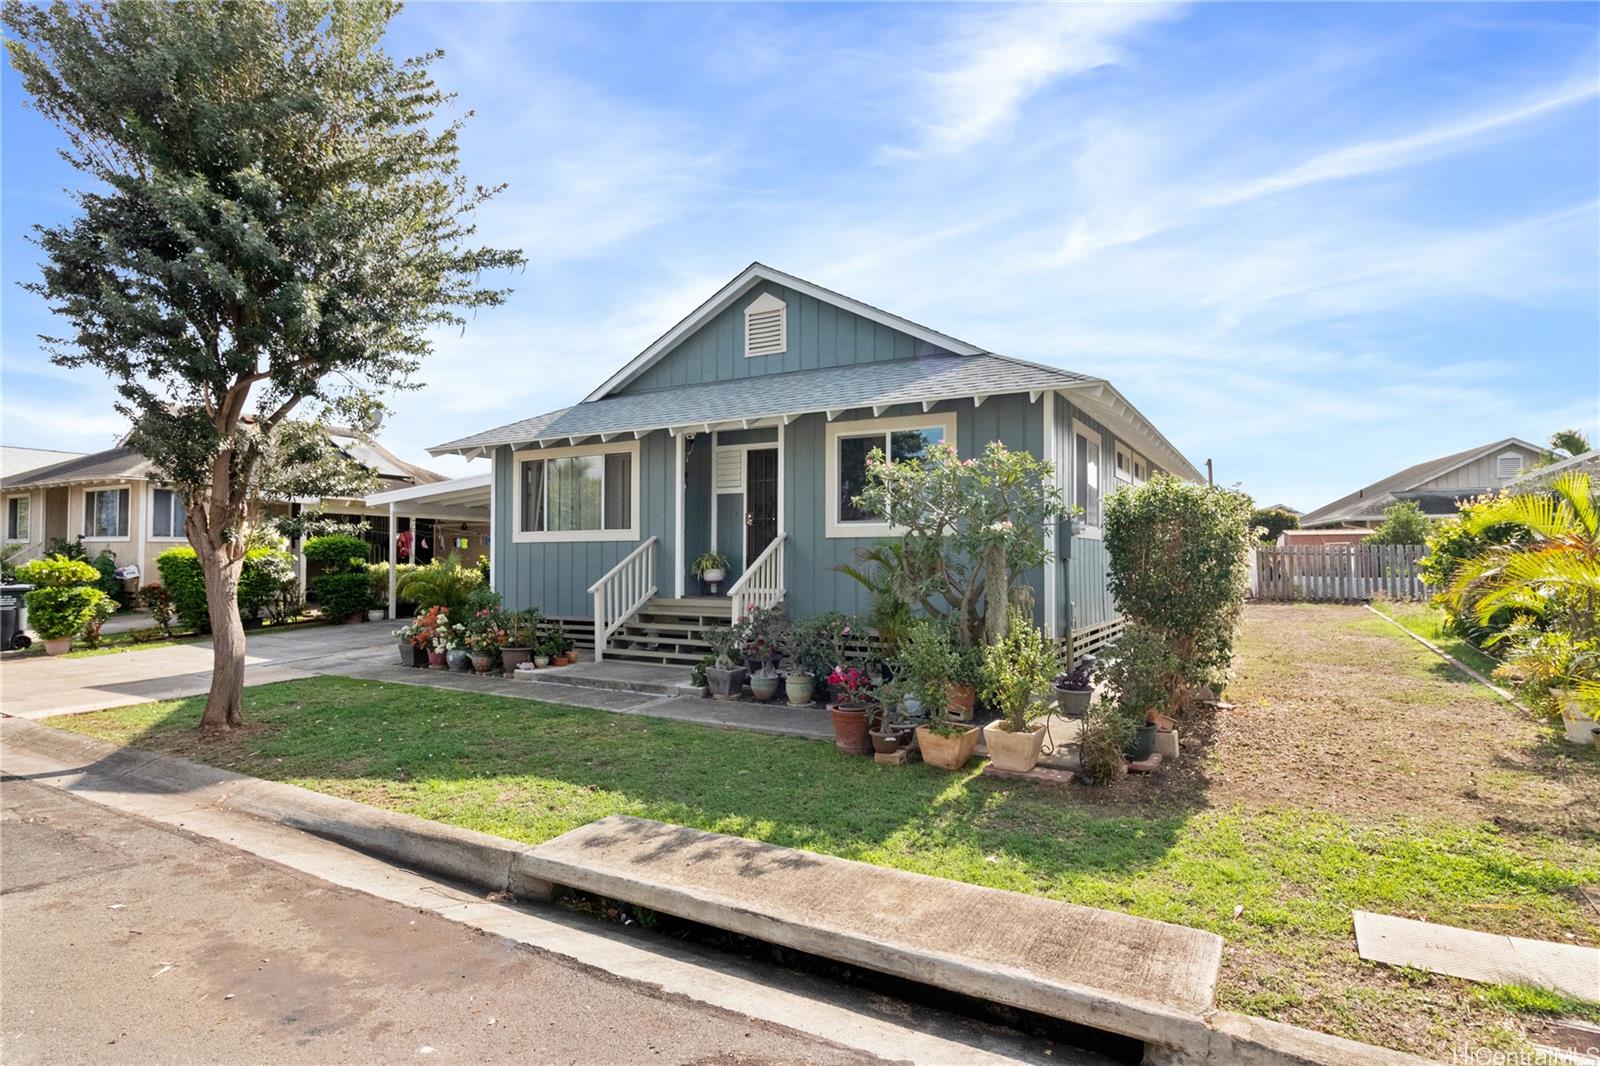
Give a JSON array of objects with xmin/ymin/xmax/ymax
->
[{"xmin": 1, "ymin": 583, "xmax": 33, "ymax": 651}]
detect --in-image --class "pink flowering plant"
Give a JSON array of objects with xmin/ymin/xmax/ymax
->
[
  {"xmin": 462, "ymin": 607, "xmax": 508, "ymax": 654},
  {"xmin": 826, "ymin": 665, "xmax": 871, "ymax": 708},
  {"xmin": 850, "ymin": 440, "xmax": 1072, "ymax": 648}
]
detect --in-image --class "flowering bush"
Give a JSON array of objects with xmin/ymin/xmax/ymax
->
[
  {"xmin": 463, "ymin": 607, "xmax": 508, "ymax": 654},
  {"xmin": 394, "ymin": 606, "xmax": 456, "ymax": 651},
  {"xmin": 827, "ymin": 665, "xmax": 871, "ymax": 707}
]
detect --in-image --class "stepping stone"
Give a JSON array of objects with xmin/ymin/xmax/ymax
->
[
  {"xmin": 981, "ymin": 764, "xmax": 1075, "ymax": 787},
  {"xmin": 519, "ymin": 816, "xmax": 1225, "ymax": 1057},
  {"xmin": 1354, "ymin": 911, "xmax": 1600, "ymax": 1001}
]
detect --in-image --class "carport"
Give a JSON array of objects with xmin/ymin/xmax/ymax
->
[{"xmin": 363, "ymin": 473, "xmax": 492, "ymax": 619}]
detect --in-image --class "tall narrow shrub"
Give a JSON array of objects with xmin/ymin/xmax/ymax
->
[{"xmin": 1103, "ymin": 475, "xmax": 1253, "ymax": 712}]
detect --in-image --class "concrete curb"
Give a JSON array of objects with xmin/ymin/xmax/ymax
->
[{"xmin": 0, "ymin": 717, "xmax": 1439, "ymax": 1065}]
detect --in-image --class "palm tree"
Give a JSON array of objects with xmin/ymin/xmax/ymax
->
[
  {"xmin": 396, "ymin": 552, "xmax": 483, "ymax": 616},
  {"xmin": 1549, "ymin": 428, "xmax": 1591, "ymax": 459}
]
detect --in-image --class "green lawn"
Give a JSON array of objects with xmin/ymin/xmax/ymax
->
[
  {"xmin": 53, "ymin": 633, "xmax": 1600, "ymax": 1059},
  {"xmin": 1367, "ymin": 598, "xmax": 1501, "ymax": 678}
]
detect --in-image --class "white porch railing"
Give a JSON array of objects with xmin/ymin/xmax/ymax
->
[
  {"xmin": 587, "ymin": 536, "xmax": 658, "ymax": 662},
  {"xmin": 728, "ymin": 533, "xmax": 785, "ymax": 623}
]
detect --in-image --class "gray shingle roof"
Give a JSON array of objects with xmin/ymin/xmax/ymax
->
[
  {"xmin": 0, "ymin": 446, "xmax": 86, "ymax": 479},
  {"xmin": 0, "ymin": 446, "xmax": 156, "ymax": 489},
  {"xmin": 1300, "ymin": 436, "xmax": 1542, "ymax": 527},
  {"xmin": 430, "ymin": 354, "xmax": 1099, "ymax": 455}
]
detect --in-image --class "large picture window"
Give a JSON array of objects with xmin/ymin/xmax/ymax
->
[
  {"xmin": 512, "ymin": 443, "xmax": 638, "ymax": 542},
  {"xmin": 6, "ymin": 496, "xmax": 28, "ymax": 541},
  {"xmin": 84, "ymin": 487, "xmax": 130, "ymax": 539},
  {"xmin": 151, "ymin": 487, "xmax": 187, "ymax": 539},
  {"xmin": 825, "ymin": 412, "xmax": 956, "ymax": 537}
]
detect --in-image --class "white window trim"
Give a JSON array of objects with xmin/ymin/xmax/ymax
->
[
  {"xmin": 5, "ymin": 493, "xmax": 31, "ymax": 542},
  {"xmin": 1071, "ymin": 419, "xmax": 1103, "ymax": 540},
  {"xmin": 80, "ymin": 484, "xmax": 132, "ymax": 543},
  {"xmin": 148, "ymin": 484, "xmax": 188, "ymax": 541},
  {"xmin": 510, "ymin": 441, "xmax": 641, "ymax": 544},
  {"xmin": 1113, "ymin": 442, "xmax": 1132, "ymax": 484},
  {"xmin": 1131, "ymin": 449, "xmax": 1148, "ymax": 486},
  {"xmin": 825, "ymin": 411, "xmax": 957, "ymax": 539}
]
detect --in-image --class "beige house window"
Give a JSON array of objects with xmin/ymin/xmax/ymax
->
[
  {"xmin": 83, "ymin": 487, "xmax": 130, "ymax": 539},
  {"xmin": 5, "ymin": 496, "xmax": 28, "ymax": 541}
]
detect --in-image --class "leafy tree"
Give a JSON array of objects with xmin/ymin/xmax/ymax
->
[
  {"xmin": 1368, "ymin": 500, "xmax": 1432, "ymax": 545},
  {"xmin": 397, "ymin": 552, "xmax": 484, "ymax": 617},
  {"xmin": 1103, "ymin": 475, "xmax": 1254, "ymax": 713},
  {"xmin": 1248, "ymin": 507, "xmax": 1299, "ymax": 544},
  {"xmin": 5, "ymin": 1, "xmax": 522, "ymax": 729},
  {"xmin": 849, "ymin": 441, "xmax": 1070, "ymax": 647}
]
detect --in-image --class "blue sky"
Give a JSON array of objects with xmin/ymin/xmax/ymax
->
[{"xmin": 3, "ymin": 1, "xmax": 1596, "ymax": 510}]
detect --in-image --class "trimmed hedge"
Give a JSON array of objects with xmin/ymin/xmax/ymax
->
[
  {"xmin": 312, "ymin": 571, "xmax": 372, "ymax": 622},
  {"xmin": 155, "ymin": 546, "xmax": 296, "ymax": 632},
  {"xmin": 303, "ymin": 534, "xmax": 368, "ymax": 573}
]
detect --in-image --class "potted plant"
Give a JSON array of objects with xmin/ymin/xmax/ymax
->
[
  {"xmin": 443, "ymin": 621, "xmax": 472, "ymax": 671},
  {"xmin": 866, "ymin": 676, "xmax": 914, "ymax": 755},
  {"xmin": 532, "ymin": 635, "xmax": 552, "ymax": 670},
  {"xmin": 897, "ymin": 619, "xmax": 961, "ymax": 721},
  {"xmin": 736, "ymin": 605, "xmax": 785, "ymax": 701},
  {"xmin": 392, "ymin": 613, "xmax": 431, "ymax": 667},
  {"xmin": 690, "ymin": 655, "xmax": 712, "ymax": 698},
  {"xmin": 548, "ymin": 624, "xmax": 575, "ymax": 666},
  {"xmin": 703, "ymin": 626, "xmax": 747, "ymax": 699},
  {"xmin": 980, "ymin": 617, "xmax": 1060, "ymax": 773},
  {"xmin": 464, "ymin": 607, "xmax": 506, "ymax": 674},
  {"xmin": 1052, "ymin": 663, "xmax": 1095, "ymax": 718},
  {"xmin": 779, "ymin": 616, "xmax": 829, "ymax": 707},
  {"xmin": 691, "ymin": 551, "xmax": 729, "ymax": 594},
  {"xmin": 947, "ymin": 643, "xmax": 982, "ymax": 721},
  {"xmin": 826, "ymin": 665, "xmax": 873, "ymax": 755},
  {"xmin": 14, "ymin": 556, "xmax": 116, "ymax": 656},
  {"xmin": 1100, "ymin": 624, "xmax": 1179, "ymax": 759},
  {"xmin": 499, "ymin": 609, "xmax": 538, "ymax": 673}
]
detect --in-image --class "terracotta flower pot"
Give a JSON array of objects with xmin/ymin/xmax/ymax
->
[
  {"xmin": 946, "ymin": 682, "xmax": 975, "ymax": 721},
  {"xmin": 915, "ymin": 724, "xmax": 980, "ymax": 770},
  {"xmin": 427, "ymin": 649, "xmax": 447, "ymax": 670},
  {"xmin": 43, "ymin": 636, "xmax": 72, "ymax": 656},
  {"xmin": 983, "ymin": 721, "xmax": 1048, "ymax": 773},
  {"xmin": 830, "ymin": 704, "xmax": 872, "ymax": 755}
]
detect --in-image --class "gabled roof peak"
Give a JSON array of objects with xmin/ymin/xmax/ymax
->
[{"xmin": 583, "ymin": 262, "xmax": 986, "ymax": 402}]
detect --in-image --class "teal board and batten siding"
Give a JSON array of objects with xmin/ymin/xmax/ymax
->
[
  {"xmin": 682, "ymin": 436, "xmax": 712, "ymax": 590},
  {"xmin": 616, "ymin": 281, "xmax": 954, "ymax": 395},
  {"xmin": 782, "ymin": 393, "xmax": 1048, "ymax": 625},
  {"xmin": 1053, "ymin": 399, "xmax": 1121, "ymax": 634},
  {"xmin": 491, "ymin": 432, "xmax": 678, "ymax": 618}
]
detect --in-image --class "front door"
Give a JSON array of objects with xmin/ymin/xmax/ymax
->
[{"xmin": 745, "ymin": 448, "xmax": 778, "ymax": 566}]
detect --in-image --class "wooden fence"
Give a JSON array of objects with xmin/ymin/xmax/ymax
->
[{"xmin": 1252, "ymin": 544, "xmax": 1427, "ymax": 603}]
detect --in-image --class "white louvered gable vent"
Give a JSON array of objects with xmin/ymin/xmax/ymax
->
[
  {"xmin": 1496, "ymin": 452, "xmax": 1524, "ymax": 479},
  {"xmin": 714, "ymin": 448, "xmax": 744, "ymax": 493},
  {"xmin": 744, "ymin": 292, "xmax": 787, "ymax": 358}
]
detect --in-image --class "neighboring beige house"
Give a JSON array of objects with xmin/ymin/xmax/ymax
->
[
  {"xmin": 1300, "ymin": 437, "xmax": 1544, "ymax": 529},
  {"xmin": 0, "ymin": 429, "xmax": 472, "ymax": 583}
]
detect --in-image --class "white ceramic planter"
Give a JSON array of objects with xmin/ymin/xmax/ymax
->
[{"xmin": 701, "ymin": 568, "xmax": 725, "ymax": 584}]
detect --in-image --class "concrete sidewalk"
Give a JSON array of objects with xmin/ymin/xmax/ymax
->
[{"xmin": 0, "ymin": 622, "xmax": 393, "ymax": 718}]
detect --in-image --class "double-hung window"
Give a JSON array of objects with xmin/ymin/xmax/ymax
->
[
  {"xmin": 512, "ymin": 443, "xmax": 638, "ymax": 542},
  {"xmin": 151, "ymin": 487, "xmax": 187, "ymax": 539},
  {"xmin": 5, "ymin": 496, "xmax": 28, "ymax": 541},
  {"xmin": 825, "ymin": 412, "xmax": 956, "ymax": 537},
  {"xmin": 1072, "ymin": 421, "xmax": 1101, "ymax": 537},
  {"xmin": 84, "ymin": 487, "xmax": 130, "ymax": 539}
]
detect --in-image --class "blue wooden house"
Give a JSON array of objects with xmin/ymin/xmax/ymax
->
[{"xmin": 428, "ymin": 264, "xmax": 1200, "ymax": 662}]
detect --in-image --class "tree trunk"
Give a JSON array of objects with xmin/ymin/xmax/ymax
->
[
  {"xmin": 982, "ymin": 544, "xmax": 1010, "ymax": 646},
  {"xmin": 198, "ymin": 545, "xmax": 247, "ymax": 730}
]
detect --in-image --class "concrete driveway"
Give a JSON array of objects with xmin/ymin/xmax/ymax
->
[{"xmin": 0, "ymin": 622, "xmax": 395, "ymax": 719}]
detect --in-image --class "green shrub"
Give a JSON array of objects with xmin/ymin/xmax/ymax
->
[
  {"xmin": 1103, "ymin": 476, "xmax": 1253, "ymax": 713},
  {"xmin": 24, "ymin": 583, "xmax": 116, "ymax": 641},
  {"xmin": 303, "ymin": 534, "xmax": 369, "ymax": 574},
  {"xmin": 1367, "ymin": 500, "xmax": 1431, "ymax": 546},
  {"xmin": 312, "ymin": 571, "xmax": 373, "ymax": 622},
  {"xmin": 15, "ymin": 555, "xmax": 100, "ymax": 588},
  {"xmin": 156, "ymin": 548, "xmax": 209, "ymax": 631},
  {"xmin": 396, "ymin": 553, "xmax": 482, "ymax": 616},
  {"xmin": 139, "ymin": 583, "xmax": 175, "ymax": 637},
  {"xmin": 1420, "ymin": 494, "xmax": 1529, "ymax": 643},
  {"xmin": 156, "ymin": 545, "xmax": 295, "ymax": 630},
  {"xmin": 1100, "ymin": 624, "xmax": 1181, "ymax": 720},
  {"xmin": 367, "ymin": 562, "xmax": 420, "ymax": 607},
  {"xmin": 238, "ymin": 547, "xmax": 295, "ymax": 620},
  {"xmin": 1249, "ymin": 507, "xmax": 1299, "ymax": 543},
  {"xmin": 980, "ymin": 613, "xmax": 1061, "ymax": 732}
]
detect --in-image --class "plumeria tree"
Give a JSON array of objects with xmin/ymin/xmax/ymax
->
[{"xmin": 850, "ymin": 441, "xmax": 1069, "ymax": 647}]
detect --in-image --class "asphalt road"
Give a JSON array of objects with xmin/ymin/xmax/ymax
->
[{"xmin": 0, "ymin": 779, "xmax": 882, "ymax": 1066}]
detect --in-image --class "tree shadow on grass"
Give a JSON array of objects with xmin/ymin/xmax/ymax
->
[{"xmin": 72, "ymin": 676, "xmax": 1202, "ymax": 892}]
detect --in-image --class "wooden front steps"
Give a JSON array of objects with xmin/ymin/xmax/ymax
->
[{"xmin": 603, "ymin": 596, "xmax": 733, "ymax": 665}]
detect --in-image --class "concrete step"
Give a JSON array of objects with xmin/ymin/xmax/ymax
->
[
  {"xmin": 530, "ymin": 660, "xmax": 692, "ymax": 696},
  {"xmin": 520, "ymin": 816, "xmax": 1225, "ymax": 1062}
]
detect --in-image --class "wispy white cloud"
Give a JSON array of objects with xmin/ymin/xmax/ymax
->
[
  {"xmin": 880, "ymin": 3, "xmax": 1183, "ymax": 160},
  {"xmin": 1205, "ymin": 79, "xmax": 1600, "ymax": 207}
]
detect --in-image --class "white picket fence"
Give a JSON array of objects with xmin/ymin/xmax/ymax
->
[{"xmin": 1252, "ymin": 543, "xmax": 1426, "ymax": 602}]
